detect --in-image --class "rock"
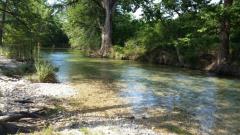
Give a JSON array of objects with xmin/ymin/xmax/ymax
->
[
  {"xmin": 127, "ymin": 116, "xmax": 135, "ymax": 120},
  {"xmin": 142, "ymin": 114, "xmax": 150, "ymax": 119}
]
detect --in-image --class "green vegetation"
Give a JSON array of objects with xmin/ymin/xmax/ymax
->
[
  {"xmin": 35, "ymin": 60, "xmax": 57, "ymax": 83},
  {"xmin": 61, "ymin": 0, "xmax": 240, "ymax": 76},
  {"xmin": 0, "ymin": 44, "xmax": 34, "ymax": 61},
  {"xmin": 110, "ymin": 40, "xmax": 146, "ymax": 60},
  {"xmin": 0, "ymin": 0, "xmax": 239, "ymax": 76},
  {"xmin": 80, "ymin": 128, "xmax": 104, "ymax": 135},
  {"xmin": 0, "ymin": 0, "xmax": 68, "ymax": 62},
  {"xmin": 30, "ymin": 126, "xmax": 59, "ymax": 135}
]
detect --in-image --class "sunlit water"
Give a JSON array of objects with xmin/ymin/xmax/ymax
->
[{"xmin": 42, "ymin": 49, "xmax": 240, "ymax": 135}]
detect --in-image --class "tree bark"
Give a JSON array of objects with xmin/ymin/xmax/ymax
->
[
  {"xmin": 99, "ymin": 0, "xmax": 115, "ymax": 57},
  {"xmin": 0, "ymin": 0, "xmax": 7, "ymax": 46},
  {"xmin": 217, "ymin": 0, "xmax": 233, "ymax": 65},
  {"xmin": 175, "ymin": 46, "xmax": 184, "ymax": 66}
]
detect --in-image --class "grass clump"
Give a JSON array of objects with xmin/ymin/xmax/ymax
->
[
  {"xmin": 80, "ymin": 127, "xmax": 104, "ymax": 135},
  {"xmin": 29, "ymin": 126, "xmax": 59, "ymax": 135},
  {"xmin": 35, "ymin": 60, "xmax": 57, "ymax": 83}
]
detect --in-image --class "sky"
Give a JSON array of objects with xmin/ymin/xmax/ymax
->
[{"xmin": 48, "ymin": 0, "xmax": 56, "ymax": 5}]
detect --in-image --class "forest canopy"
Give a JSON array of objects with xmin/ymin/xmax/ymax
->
[{"xmin": 0, "ymin": 0, "xmax": 240, "ymax": 75}]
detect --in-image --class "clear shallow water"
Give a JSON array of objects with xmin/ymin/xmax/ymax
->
[{"xmin": 42, "ymin": 49, "xmax": 240, "ymax": 135}]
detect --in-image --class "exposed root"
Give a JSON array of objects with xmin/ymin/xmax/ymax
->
[{"xmin": 206, "ymin": 61, "xmax": 240, "ymax": 77}]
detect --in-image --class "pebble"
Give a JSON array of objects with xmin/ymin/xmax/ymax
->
[{"xmin": 0, "ymin": 74, "xmax": 76, "ymax": 114}]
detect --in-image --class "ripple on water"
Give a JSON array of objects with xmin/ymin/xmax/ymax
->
[{"xmin": 42, "ymin": 49, "xmax": 240, "ymax": 135}]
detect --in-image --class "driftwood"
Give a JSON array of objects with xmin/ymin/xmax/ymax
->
[{"xmin": 0, "ymin": 109, "xmax": 44, "ymax": 124}]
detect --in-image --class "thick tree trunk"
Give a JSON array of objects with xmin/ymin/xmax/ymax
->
[
  {"xmin": 99, "ymin": 0, "xmax": 114, "ymax": 57},
  {"xmin": 217, "ymin": 0, "xmax": 233, "ymax": 65},
  {"xmin": 208, "ymin": 0, "xmax": 236, "ymax": 76},
  {"xmin": 0, "ymin": 0, "xmax": 7, "ymax": 46}
]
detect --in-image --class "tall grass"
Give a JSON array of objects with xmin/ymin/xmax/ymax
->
[
  {"xmin": 35, "ymin": 60, "xmax": 57, "ymax": 83},
  {"xmin": 0, "ymin": 43, "xmax": 35, "ymax": 61},
  {"xmin": 17, "ymin": 126, "xmax": 59, "ymax": 135}
]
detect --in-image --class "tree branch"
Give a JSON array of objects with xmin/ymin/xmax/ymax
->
[
  {"xmin": 0, "ymin": 8, "xmax": 31, "ymax": 32},
  {"xmin": 91, "ymin": 0, "xmax": 104, "ymax": 9}
]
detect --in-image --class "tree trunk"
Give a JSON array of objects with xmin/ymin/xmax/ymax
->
[
  {"xmin": 175, "ymin": 46, "xmax": 184, "ymax": 66},
  {"xmin": 99, "ymin": 0, "xmax": 114, "ymax": 57},
  {"xmin": 217, "ymin": 0, "xmax": 233, "ymax": 65},
  {"xmin": 0, "ymin": 0, "xmax": 7, "ymax": 46}
]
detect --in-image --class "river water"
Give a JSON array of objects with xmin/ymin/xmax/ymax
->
[{"xmin": 42, "ymin": 49, "xmax": 240, "ymax": 135}]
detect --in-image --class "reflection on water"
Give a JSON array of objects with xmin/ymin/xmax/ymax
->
[{"xmin": 42, "ymin": 49, "xmax": 240, "ymax": 135}]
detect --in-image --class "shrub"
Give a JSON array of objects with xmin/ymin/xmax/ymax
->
[
  {"xmin": 35, "ymin": 60, "xmax": 57, "ymax": 83},
  {"xmin": 110, "ymin": 46, "xmax": 125, "ymax": 59},
  {"xmin": 123, "ymin": 39, "xmax": 146, "ymax": 60},
  {"xmin": 111, "ymin": 39, "xmax": 146, "ymax": 60}
]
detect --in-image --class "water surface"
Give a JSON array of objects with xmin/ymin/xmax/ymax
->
[{"xmin": 42, "ymin": 49, "xmax": 240, "ymax": 135}]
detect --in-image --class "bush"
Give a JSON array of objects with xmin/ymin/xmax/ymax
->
[
  {"xmin": 123, "ymin": 39, "xmax": 146, "ymax": 60},
  {"xmin": 35, "ymin": 60, "xmax": 57, "ymax": 83},
  {"xmin": 110, "ymin": 46, "xmax": 125, "ymax": 59},
  {"xmin": 111, "ymin": 40, "xmax": 146, "ymax": 60}
]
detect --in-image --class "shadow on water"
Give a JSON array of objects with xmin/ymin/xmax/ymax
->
[{"xmin": 42, "ymin": 49, "xmax": 240, "ymax": 135}]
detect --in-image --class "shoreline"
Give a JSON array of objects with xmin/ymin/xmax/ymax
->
[
  {"xmin": 0, "ymin": 55, "xmax": 78, "ymax": 134},
  {"xmin": 0, "ymin": 56, "xmax": 160, "ymax": 135},
  {"xmin": 39, "ymin": 47, "xmax": 240, "ymax": 79}
]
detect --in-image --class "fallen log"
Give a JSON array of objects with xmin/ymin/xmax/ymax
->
[{"xmin": 0, "ymin": 109, "xmax": 44, "ymax": 124}]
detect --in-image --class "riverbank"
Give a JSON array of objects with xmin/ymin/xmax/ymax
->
[
  {"xmin": 109, "ymin": 46, "xmax": 240, "ymax": 78},
  {"xmin": 0, "ymin": 56, "xmax": 77, "ymax": 134},
  {"xmin": 0, "ymin": 56, "xmax": 161, "ymax": 135},
  {"xmin": 2, "ymin": 50, "xmax": 239, "ymax": 134}
]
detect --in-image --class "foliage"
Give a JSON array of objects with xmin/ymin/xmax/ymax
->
[
  {"xmin": 0, "ymin": 43, "xmax": 35, "ymax": 61},
  {"xmin": 62, "ymin": 0, "xmax": 102, "ymax": 50},
  {"xmin": 1, "ymin": 0, "xmax": 240, "ymax": 72},
  {"xmin": 62, "ymin": 0, "xmax": 147, "ymax": 50},
  {"xmin": 35, "ymin": 60, "xmax": 57, "ymax": 83},
  {"xmin": 112, "ymin": 12, "xmax": 141, "ymax": 46},
  {"xmin": 29, "ymin": 126, "xmax": 59, "ymax": 135},
  {"xmin": 111, "ymin": 39, "xmax": 145, "ymax": 60},
  {"xmin": 0, "ymin": 0, "xmax": 69, "ymax": 49}
]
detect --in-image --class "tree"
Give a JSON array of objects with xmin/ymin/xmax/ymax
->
[
  {"xmin": 217, "ymin": 0, "xmax": 233, "ymax": 65},
  {"xmin": 98, "ymin": 0, "xmax": 117, "ymax": 57},
  {"xmin": 63, "ymin": 0, "xmax": 117, "ymax": 56},
  {"xmin": 63, "ymin": 0, "xmax": 146, "ymax": 56},
  {"xmin": 0, "ymin": 0, "xmax": 7, "ymax": 46}
]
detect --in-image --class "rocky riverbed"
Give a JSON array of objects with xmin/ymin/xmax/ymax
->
[
  {"xmin": 0, "ymin": 56, "xmax": 160, "ymax": 135},
  {"xmin": 0, "ymin": 56, "xmax": 78, "ymax": 134}
]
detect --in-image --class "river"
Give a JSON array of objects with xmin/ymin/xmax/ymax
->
[{"xmin": 42, "ymin": 49, "xmax": 240, "ymax": 135}]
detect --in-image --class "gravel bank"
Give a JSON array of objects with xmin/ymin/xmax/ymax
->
[
  {"xmin": 0, "ymin": 55, "xmax": 77, "ymax": 114},
  {"xmin": 0, "ymin": 75, "xmax": 77, "ymax": 114}
]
